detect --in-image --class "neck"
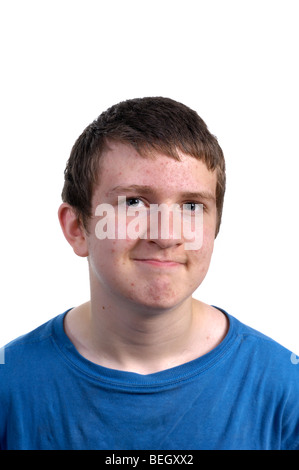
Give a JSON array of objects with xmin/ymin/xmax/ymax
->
[
  {"xmin": 64, "ymin": 284, "xmax": 228, "ymax": 375},
  {"xmin": 94, "ymin": 293, "xmax": 198, "ymax": 372}
]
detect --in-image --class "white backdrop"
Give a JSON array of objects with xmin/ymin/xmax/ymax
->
[{"xmin": 1, "ymin": 0, "xmax": 299, "ymax": 355}]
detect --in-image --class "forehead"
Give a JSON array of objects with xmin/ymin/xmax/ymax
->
[{"xmin": 96, "ymin": 142, "xmax": 217, "ymax": 198}]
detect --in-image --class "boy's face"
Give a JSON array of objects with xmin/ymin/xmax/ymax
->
[{"xmin": 86, "ymin": 142, "xmax": 217, "ymax": 310}]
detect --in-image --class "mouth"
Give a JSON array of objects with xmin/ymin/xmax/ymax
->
[{"xmin": 133, "ymin": 259, "xmax": 185, "ymax": 268}]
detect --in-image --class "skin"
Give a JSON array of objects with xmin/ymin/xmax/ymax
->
[{"xmin": 58, "ymin": 142, "xmax": 228, "ymax": 374}]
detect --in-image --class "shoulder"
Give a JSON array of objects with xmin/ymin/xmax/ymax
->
[
  {"xmin": 223, "ymin": 309, "xmax": 299, "ymax": 392},
  {"xmin": 217, "ymin": 307, "xmax": 299, "ymax": 449},
  {"xmin": 230, "ymin": 311, "xmax": 295, "ymax": 358},
  {"xmin": 207, "ymin": 305, "xmax": 299, "ymax": 386},
  {"xmin": 0, "ymin": 312, "xmax": 68, "ymax": 385},
  {"xmin": 2, "ymin": 315, "xmax": 56, "ymax": 355}
]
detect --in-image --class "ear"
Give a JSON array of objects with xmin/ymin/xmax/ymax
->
[{"xmin": 58, "ymin": 203, "xmax": 89, "ymax": 257}]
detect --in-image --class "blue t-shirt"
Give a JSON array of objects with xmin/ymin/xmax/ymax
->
[{"xmin": 1, "ymin": 307, "xmax": 299, "ymax": 450}]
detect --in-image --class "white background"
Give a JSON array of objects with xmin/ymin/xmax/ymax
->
[{"xmin": 1, "ymin": 0, "xmax": 299, "ymax": 354}]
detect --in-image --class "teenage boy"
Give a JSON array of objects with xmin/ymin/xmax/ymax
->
[{"xmin": 1, "ymin": 97, "xmax": 299, "ymax": 450}]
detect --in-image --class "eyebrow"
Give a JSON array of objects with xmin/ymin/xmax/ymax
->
[{"xmin": 106, "ymin": 185, "xmax": 216, "ymax": 202}]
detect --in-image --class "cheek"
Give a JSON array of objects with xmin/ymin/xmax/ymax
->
[
  {"xmin": 189, "ymin": 224, "xmax": 215, "ymax": 272},
  {"xmin": 202, "ymin": 225, "xmax": 215, "ymax": 261},
  {"xmin": 87, "ymin": 239, "xmax": 125, "ymax": 289},
  {"xmin": 88, "ymin": 236, "xmax": 134, "ymax": 270}
]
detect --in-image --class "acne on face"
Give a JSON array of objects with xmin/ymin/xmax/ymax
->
[{"xmin": 87, "ymin": 142, "xmax": 217, "ymax": 309}]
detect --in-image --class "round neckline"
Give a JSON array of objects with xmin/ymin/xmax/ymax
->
[{"xmin": 51, "ymin": 306, "xmax": 237, "ymax": 390}]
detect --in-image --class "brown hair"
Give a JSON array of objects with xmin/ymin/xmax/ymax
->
[{"xmin": 61, "ymin": 97, "xmax": 226, "ymax": 236}]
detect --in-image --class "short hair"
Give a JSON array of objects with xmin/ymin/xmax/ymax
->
[{"xmin": 61, "ymin": 96, "xmax": 226, "ymax": 236}]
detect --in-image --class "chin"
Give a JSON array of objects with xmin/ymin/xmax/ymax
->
[{"xmin": 126, "ymin": 284, "xmax": 189, "ymax": 312}]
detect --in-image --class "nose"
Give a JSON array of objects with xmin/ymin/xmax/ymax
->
[{"xmin": 147, "ymin": 204, "xmax": 184, "ymax": 248}]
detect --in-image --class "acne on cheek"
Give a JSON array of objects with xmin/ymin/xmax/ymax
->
[
  {"xmin": 108, "ymin": 239, "xmax": 116, "ymax": 253},
  {"xmin": 188, "ymin": 223, "xmax": 214, "ymax": 257}
]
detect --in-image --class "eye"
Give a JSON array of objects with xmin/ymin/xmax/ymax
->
[
  {"xmin": 183, "ymin": 202, "xmax": 202, "ymax": 212},
  {"xmin": 126, "ymin": 197, "xmax": 145, "ymax": 208}
]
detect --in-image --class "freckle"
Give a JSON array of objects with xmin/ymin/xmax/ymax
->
[{"xmin": 102, "ymin": 306, "xmax": 105, "ymax": 309}]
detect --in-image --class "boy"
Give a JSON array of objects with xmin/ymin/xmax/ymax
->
[{"xmin": 1, "ymin": 97, "xmax": 299, "ymax": 450}]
